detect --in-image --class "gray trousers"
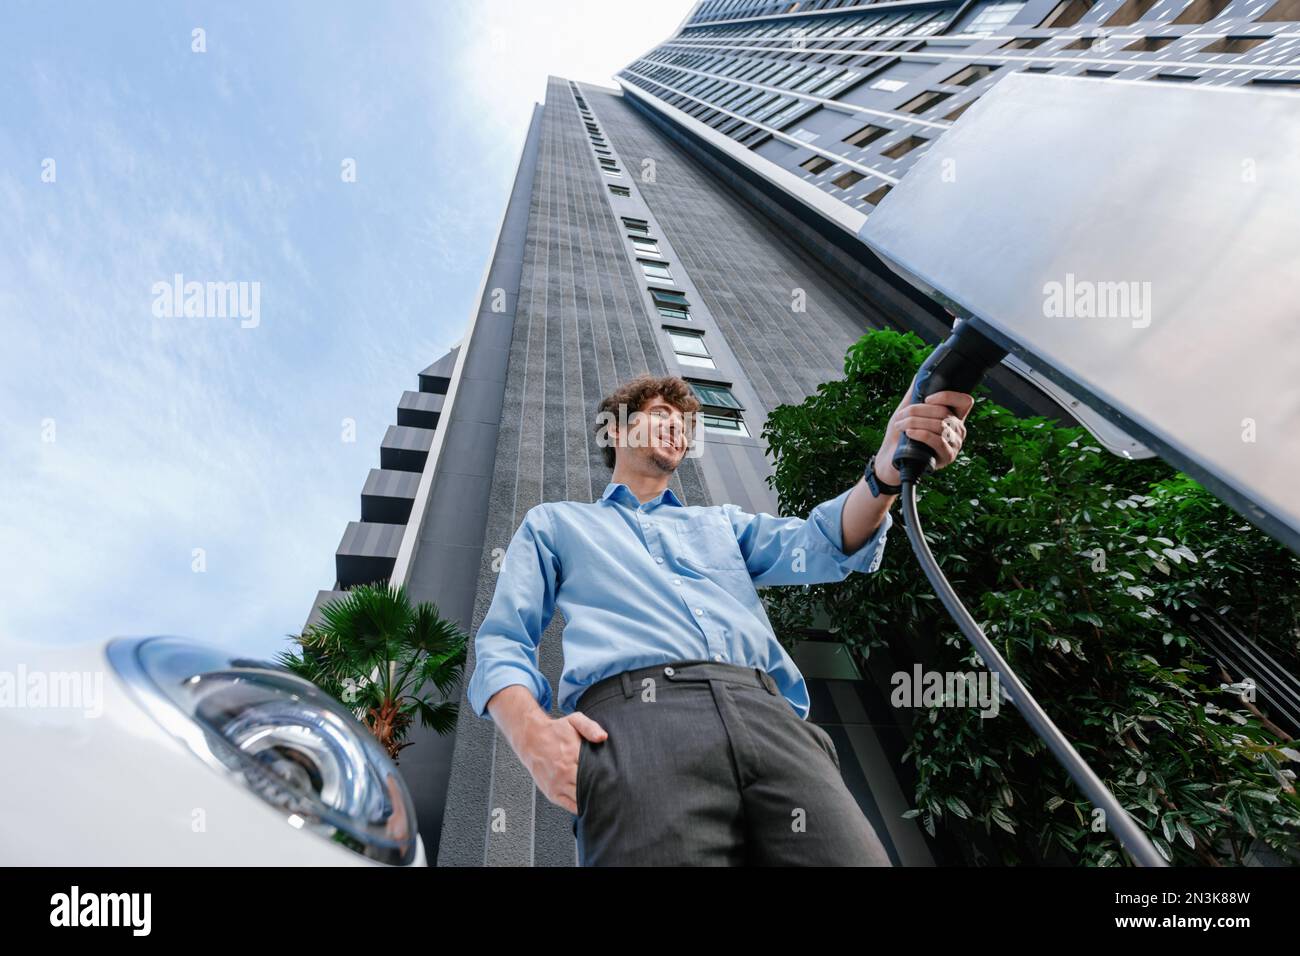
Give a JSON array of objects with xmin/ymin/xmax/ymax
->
[{"xmin": 570, "ymin": 659, "xmax": 892, "ymax": 866}]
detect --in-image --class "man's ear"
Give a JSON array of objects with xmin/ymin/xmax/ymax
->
[{"xmin": 608, "ymin": 409, "xmax": 632, "ymax": 461}]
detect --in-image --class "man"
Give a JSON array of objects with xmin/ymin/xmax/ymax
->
[{"xmin": 466, "ymin": 373, "xmax": 974, "ymax": 865}]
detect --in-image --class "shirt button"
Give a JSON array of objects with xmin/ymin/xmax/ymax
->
[
  {"xmin": 673, "ymin": 578, "xmax": 681, "ymax": 586},
  {"xmin": 664, "ymin": 666, "xmax": 675, "ymax": 676},
  {"xmin": 655, "ymin": 556, "xmax": 664, "ymax": 564},
  {"xmin": 694, "ymin": 608, "xmax": 704, "ymax": 616},
  {"xmin": 712, "ymin": 653, "xmax": 723, "ymax": 662}
]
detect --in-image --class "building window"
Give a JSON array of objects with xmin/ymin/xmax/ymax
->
[
  {"xmin": 943, "ymin": 64, "xmax": 998, "ymax": 86},
  {"xmin": 863, "ymin": 183, "xmax": 893, "ymax": 205},
  {"xmin": 669, "ymin": 330, "xmax": 716, "ymax": 368},
  {"xmin": 687, "ymin": 381, "xmax": 743, "ymax": 410},
  {"xmin": 1105, "ymin": 0, "xmax": 1158, "ymax": 25},
  {"xmin": 898, "ymin": 90, "xmax": 953, "ymax": 114},
  {"xmin": 832, "ymin": 169, "xmax": 865, "ymax": 189},
  {"xmin": 1124, "ymin": 36, "xmax": 1176, "ymax": 51},
  {"xmin": 800, "ymin": 154, "xmax": 833, "ymax": 174},
  {"xmin": 622, "ymin": 217, "xmax": 651, "ymax": 235},
  {"xmin": 883, "ymin": 10, "xmax": 933, "ymax": 36},
  {"xmin": 701, "ymin": 410, "xmax": 749, "ymax": 436},
  {"xmin": 1173, "ymin": 0, "xmax": 1232, "ymax": 23},
  {"xmin": 843, "ymin": 123, "xmax": 889, "ymax": 147},
  {"xmin": 959, "ymin": 0, "xmax": 1026, "ymax": 34},
  {"xmin": 1038, "ymin": 0, "xmax": 1095, "ymax": 27},
  {"xmin": 650, "ymin": 287, "xmax": 690, "ymax": 321},
  {"xmin": 882, "ymin": 135, "xmax": 927, "ymax": 159},
  {"xmin": 1200, "ymin": 35, "xmax": 1269, "ymax": 53},
  {"xmin": 604, "ymin": 168, "xmax": 624, "ymax": 179},
  {"xmin": 631, "ymin": 237, "xmax": 661, "ymax": 256},
  {"xmin": 639, "ymin": 259, "xmax": 673, "ymax": 280},
  {"xmin": 609, "ymin": 185, "xmax": 631, "ymax": 197}
]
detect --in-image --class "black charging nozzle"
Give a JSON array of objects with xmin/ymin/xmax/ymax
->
[
  {"xmin": 891, "ymin": 319, "xmax": 1007, "ymax": 484},
  {"xmin": 890, "ymin": 319, "xmax": 1169, "ymax": 867}
]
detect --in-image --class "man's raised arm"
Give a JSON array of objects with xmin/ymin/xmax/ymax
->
[{"xmin": 722, "ymin": 488, "xmax": 893, "ymax": 588}]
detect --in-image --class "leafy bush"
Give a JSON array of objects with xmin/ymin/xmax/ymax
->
[{"xmin": 762, "ymin": 329, "xmax": 1300, "ymax": 865}]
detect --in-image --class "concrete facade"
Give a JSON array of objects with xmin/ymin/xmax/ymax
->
[{"xmin": 303, "ymin": 71, "xmax": 1065, "ymax": 866}]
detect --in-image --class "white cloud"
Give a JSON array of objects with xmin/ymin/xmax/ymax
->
[{"xmin": 0, "ymin": 1, "xmax": 696, "ymax": 659}]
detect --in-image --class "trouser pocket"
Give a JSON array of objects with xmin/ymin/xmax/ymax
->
[{"xmin": 811, "ymin": 721, "xmax": 841, "ymax": 772}]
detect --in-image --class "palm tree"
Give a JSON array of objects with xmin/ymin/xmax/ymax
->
[{"xmin": 278, "ymin": 583, "xmax": 468, "ymax": 763}]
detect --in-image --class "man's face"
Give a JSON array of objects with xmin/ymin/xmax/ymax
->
[{"xmin": 622, "ymin": 396, "xmax": 691, "ymax": 473}]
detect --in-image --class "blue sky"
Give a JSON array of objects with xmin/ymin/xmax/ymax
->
[{"xmin": 0, "ymin": 1, "xmax": 692, "ymax": 658}]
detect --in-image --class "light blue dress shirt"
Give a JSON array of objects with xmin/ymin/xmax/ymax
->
[{"xmin": 466, "ymin": 481, "xmax": 892, "ymax": 723}]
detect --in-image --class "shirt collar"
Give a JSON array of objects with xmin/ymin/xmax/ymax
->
[{"xmin": 600, "ymin": 482, "xmax": 683, "ymax": 509}]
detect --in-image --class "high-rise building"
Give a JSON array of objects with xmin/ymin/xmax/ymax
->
[
  {"xmin": 304, "ymin": 0, "xmax": 1299, "ymax": 866},
  {"xmin": 621, "ymin": 0, "xmax": 1298, "ymax": 218}
]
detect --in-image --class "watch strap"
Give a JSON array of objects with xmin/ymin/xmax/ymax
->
[{"xmin": 865, "ymin": 454, "xmax": 902, "ymax": 497}]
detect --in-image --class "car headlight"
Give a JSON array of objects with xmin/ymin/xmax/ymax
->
[{"xmin": 107, "ymin": 636, "xmax": 417, "ymax": 865}]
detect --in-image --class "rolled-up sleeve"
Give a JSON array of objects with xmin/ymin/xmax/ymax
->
[
  {"xmin": 465, "ymin": 505, "xmax": 560, "ymax": 722},
  {"xmin": 724, "ymin": 487, "xmax": 892, "ymax": 587}
]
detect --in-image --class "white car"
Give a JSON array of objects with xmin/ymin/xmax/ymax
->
[{"xmin": 0, "ymin": 635, "xmax": 426, "ymax": 866}]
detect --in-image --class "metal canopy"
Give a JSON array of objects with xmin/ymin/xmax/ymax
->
[{"xmin": 860, "ymin": 72, "xmax": 1300, "ymax": 554}]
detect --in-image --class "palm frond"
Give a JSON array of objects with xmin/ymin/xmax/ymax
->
[{"xmin": 278, "ymin": 582, "xmax": 469, "ymax": 758}]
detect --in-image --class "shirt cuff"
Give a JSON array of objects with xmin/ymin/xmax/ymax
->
[
  {"xmin": 467, "ymin": 663, "xmax": 553, "ymax": 721},
  {"xmin": 809, "ymin": 487, "xmax": 892, "ymax": 575}
]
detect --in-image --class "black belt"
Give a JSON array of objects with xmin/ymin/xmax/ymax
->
[{"xmin": 575, "ymin": 658, "xmax": 780, "ymax": 713}]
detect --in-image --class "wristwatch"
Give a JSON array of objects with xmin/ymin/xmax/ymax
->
[{"xmin": 864, "ymin": 454, "xmax": 902, "ymax": 498}]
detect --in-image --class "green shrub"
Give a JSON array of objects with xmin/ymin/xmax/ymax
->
[{"xmin": 762, "ymin": 329, "xmax": 1300, "ymax": 865}]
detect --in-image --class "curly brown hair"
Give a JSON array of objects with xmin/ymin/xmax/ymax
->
[{"xmin": 593, "ymin": 374, "xmax": 701, "ymax": 469}]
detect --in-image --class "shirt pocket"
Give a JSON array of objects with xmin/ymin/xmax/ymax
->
[{"xmin": 676, "ymin": 513, "xmax": 747, "ymax": 572}]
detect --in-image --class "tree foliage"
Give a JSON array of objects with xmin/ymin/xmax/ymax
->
[
  {"xmin": 278, "ymin": 584, "xmax": 468, "ymax": 763},
  {"xmin": 762, "ymin": 329, "xmax": 1300, "ymax": 865}
]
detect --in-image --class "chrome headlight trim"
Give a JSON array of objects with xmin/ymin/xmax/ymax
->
[{"xmin": 106, "ymin": 636, "xmax": 418, "ymax": 866}]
